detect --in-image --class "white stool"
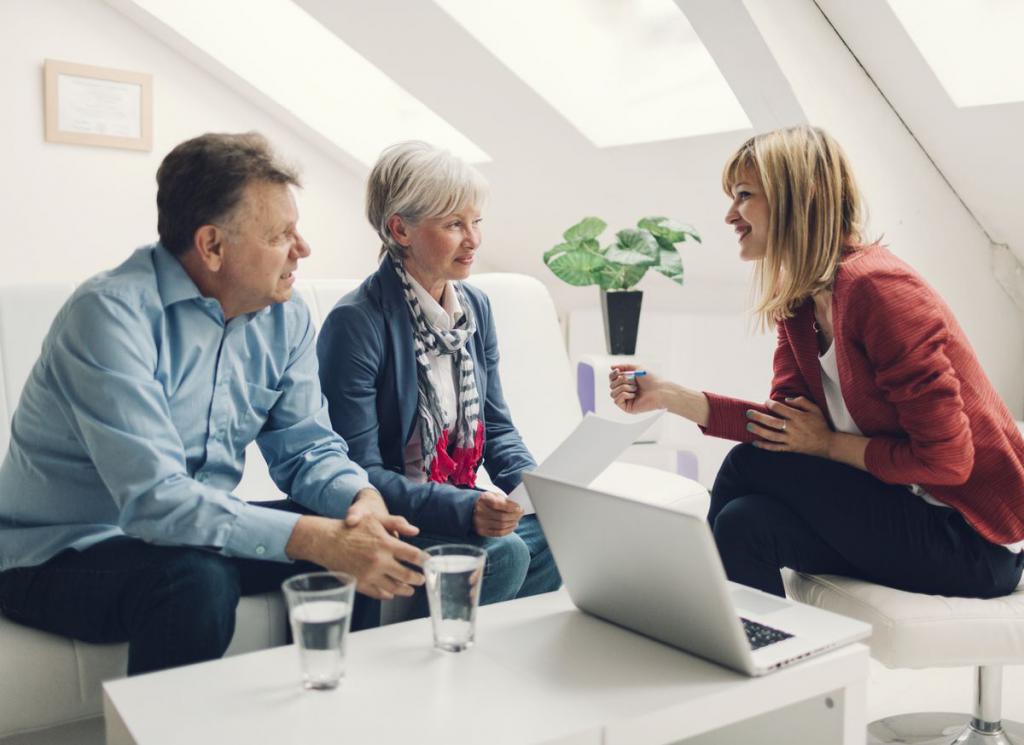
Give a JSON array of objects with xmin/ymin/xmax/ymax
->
[{"xmin": 785, "ymin": 572, "xmax": 1024, "ymax": 744}]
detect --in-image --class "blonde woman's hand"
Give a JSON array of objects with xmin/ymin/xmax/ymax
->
[
  {"xmin": 744, "ymin": 396, "xmax": 833, "ymax": 457},
  {"xmin": 608, "ymin": 364, "xmax": 668, "ymax": 414}
]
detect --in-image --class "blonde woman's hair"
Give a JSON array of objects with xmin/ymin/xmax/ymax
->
[
  {"xmin": 366, "ymin": 141, "xmax": 489, "ymax": 260},
  {"xmin": 722, "ymin": 126, "xmax": 866, "ymax": 328}
]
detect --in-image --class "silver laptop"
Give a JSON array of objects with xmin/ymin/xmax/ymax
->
[{"xmin": 522, "ymin": 472, "xmax": 870, "ymax": 676}]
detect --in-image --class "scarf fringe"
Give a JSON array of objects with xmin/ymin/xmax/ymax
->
[{"xmin": 428, "ymin": 421, "xmax": 484, "ymax": 487}]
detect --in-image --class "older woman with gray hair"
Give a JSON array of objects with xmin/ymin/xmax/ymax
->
[{"xmin": 317, "ymin": 141, "xmax": 560, "ymax": 617}]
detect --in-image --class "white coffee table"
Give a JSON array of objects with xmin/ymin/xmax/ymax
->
[{"xmin": 104, "ymin": 590, "xmax": 868, "ymax": 745}]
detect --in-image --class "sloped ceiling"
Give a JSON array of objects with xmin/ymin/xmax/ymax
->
[
  {"xmin": 292, "ymin": 1, "xmax": 809, "ymax": 310},
  {"xmin": 105, "ymin": 0, "xmax": 1022, "ymax": 316},
  {"xmin": 107, "ymin": 0, "xmax": 809, "ymax": 314}
]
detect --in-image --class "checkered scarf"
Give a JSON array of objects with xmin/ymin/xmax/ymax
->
[{"xmin": 392, "ymin": 258, "xmax": 484, "ymax": 486}]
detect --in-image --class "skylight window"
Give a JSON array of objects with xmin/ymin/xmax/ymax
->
[
  {"xmin": 124, "ymin": 0, "xmax": 489, "ymax": 166},
  {"xmin": 432, "ymin": 0, "xmax": 750, "ymax": 147},
  {"xmin": 887, "ymin": 0, "xmax": 1024, "ymax": 107}
]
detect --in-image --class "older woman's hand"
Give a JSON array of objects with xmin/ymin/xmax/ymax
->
[
  {"xmin": 744, "ymin": 397, "xmax": 834, "ymax": 457},
  {"xmin": 473, "ymin": 492, "xmax": 523, "ymax": 537}
]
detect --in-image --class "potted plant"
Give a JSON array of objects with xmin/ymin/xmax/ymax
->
[{"xmin": 543, "ymin": 216, "xmax": 701, "ymax": 354}]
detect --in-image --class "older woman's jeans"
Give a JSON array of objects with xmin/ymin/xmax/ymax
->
[
  {"xmin": 709, "ymin": 444, "xmax": 1024, "ymax": 598},
  {"xmin": 407, "ymin": 514, "xmax": 562, "ymax": 615}
]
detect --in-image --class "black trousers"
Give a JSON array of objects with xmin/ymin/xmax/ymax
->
[
  {"xmin": 0, "ymin": 500, "xmax": 377, "ymax": 676},
  {"xmin": 709, "ymin": 444, "xmax": 1024, "ymax": 598}
]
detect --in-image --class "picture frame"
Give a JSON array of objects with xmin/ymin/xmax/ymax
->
[{"xmin": 44, "ymin": 59, "xmax": 153, "ymax": 151}]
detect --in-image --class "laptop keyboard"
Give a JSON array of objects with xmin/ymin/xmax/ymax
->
[{"xmin": 740, "ymin": 618, "xmax": 794, "ymax": 650}]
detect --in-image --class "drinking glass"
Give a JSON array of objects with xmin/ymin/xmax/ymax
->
[
  {"xmin": 282, "ymin": 571, "xmax": 355, "ymax": 690},
  {"xmin": 423, "ymin": 544, "xmax": 487, "ymax": 652}
]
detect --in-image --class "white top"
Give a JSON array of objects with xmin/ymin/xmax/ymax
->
[
  {"xmin": 403, "ymin": 276, "xmax": 463, "ymax": 482},
  {"xmin": 819, "ymin": 342, "xmax": 1024, "ymax": 553},
  {"xmin": 818, "ymin": 343, "xmax": 864, "ymax": 439}
]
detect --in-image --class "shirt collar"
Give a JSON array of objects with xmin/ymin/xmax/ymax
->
[
  {"xmin": 153, "ymin": 243, "xmax": 271, "ymax": 323},
  {"xmin": 153, "ymin": 243, "xmax": 203, "ymax": 309},
  {"xmin": 407, "ymin": 273, "xmax": 463, "ymax": 330}
]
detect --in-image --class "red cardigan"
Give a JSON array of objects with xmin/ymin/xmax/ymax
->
[{"xmin": 703, "ymin": 244, "xmax": 1024, "ymax": 545}]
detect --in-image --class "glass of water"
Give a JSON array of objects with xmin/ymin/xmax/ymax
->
[
  {"xmin": 423, "ymin": 544, "xmax": 487, "ymax": 652},
  {"xmin": 282, "ymin": 571, "xmax": 355, "ymax": 690}
]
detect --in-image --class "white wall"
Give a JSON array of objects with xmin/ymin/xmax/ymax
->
[{"xmin": 0, "ymin": 0, "xmax": 375, "ymax": 286}]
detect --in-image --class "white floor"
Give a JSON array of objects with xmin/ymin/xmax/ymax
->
[{"xmin": 867, "ymin": 659, "xmax": 1024, "ymax": 724}]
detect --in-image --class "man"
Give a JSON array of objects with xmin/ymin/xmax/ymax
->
[{"xmin": 0, "ymin": 132, "xmax": 423, "ymax": 675}]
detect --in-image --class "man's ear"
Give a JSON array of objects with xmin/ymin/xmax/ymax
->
[
  {"xmin": 386, "ymin": 214, "xmax": 414, "ymax": 248},
  {"xmin": 193, "ymin": 224, "xmax": 226, "ymax": 272}
]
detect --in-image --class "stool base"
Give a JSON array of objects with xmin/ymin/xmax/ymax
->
[{"xmin": 869, "ymin": 713, "xmax": 1024, "ymax": 744}]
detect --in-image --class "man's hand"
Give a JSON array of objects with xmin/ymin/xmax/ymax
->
[
  {"xmin": 285, "ymin": 514, "xmax": 425, "ymax": 600},
  {"xmin": 473, "ymin": 491, "xmax": 523, "ymax": 537}
]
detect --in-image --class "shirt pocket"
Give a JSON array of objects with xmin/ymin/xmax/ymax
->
[{"xmin": 237, "ymin": 382, "xmax": 284, "ymax": 442}]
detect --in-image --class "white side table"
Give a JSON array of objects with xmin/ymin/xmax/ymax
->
[{"xmin": 105, "ymin": 590, "xmax": 869, "ymax": 745}]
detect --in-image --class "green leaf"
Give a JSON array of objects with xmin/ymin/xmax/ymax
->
[
  {"xmin": 650, "ymin": 248, "xmax": 685, "ymax": 286},
  {"xmin": 547, "ymin": 249, "xmax": 605, "ymax": 286},
  {"xmin": 603, "ymin": 247, "xmax": 657, "ymax": 266},
  {"xmin": 544, "ymin": 238, "xmax": 602, "ymax": 265},
  {"xmin": 543, "ymin": 242, "xmax": 574, "ymax": 264},
  {"xmin": 637, "ymin": 216, "xmax": 670, "ymax": 233},
  {"xmin": 563, "ymin": 217, "xmax": 607, "ymax": 244},
  {"xmin": 657, "ymin": 248, "xmax": 683, "ymax": 273},
  {"xmin": 596, "ymin": 263, "xmax": 649, "ymax": 290},
  {"xmin": 638, "ymin": 216, "xmax": 702, "ymax": 244},
  {"xmin": 615, "ymin": 229, "xmax": 658, "ymax": 259},
  {"xmin": 652, "ymin": 235, "xmax": 676, "ymax": 253}
]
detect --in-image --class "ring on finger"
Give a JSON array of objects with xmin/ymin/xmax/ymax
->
[{"xmin": 780, "ymin": 421, "xmax": 787, "ymax": 432}]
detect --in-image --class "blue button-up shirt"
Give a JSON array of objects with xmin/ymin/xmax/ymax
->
[{"xmin": 0, "ymin": 244, "xmax": 370, "ymax": 570}]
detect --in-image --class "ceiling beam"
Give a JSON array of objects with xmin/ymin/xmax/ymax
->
[{"xmin": 674, "ymin": 0, "xmax": 806, "ymax": 131}]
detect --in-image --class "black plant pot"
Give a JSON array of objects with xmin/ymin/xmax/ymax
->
[{"xmin": 600, "ymin": 289, "xmax": 643, "ymax": 355}]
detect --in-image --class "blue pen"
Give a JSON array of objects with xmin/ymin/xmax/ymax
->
[{"xmin": 622, "ymin": 370, "xmax": 647, "ymax": 379}]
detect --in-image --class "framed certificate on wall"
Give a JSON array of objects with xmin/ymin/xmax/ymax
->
[{"xmin": 44, "ymin": 59, "xmax": 153, "ymax": 151}]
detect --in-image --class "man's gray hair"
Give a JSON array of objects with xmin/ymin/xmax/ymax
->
[{"xmin": 366, "ymin": 141, "xmax": 488, "ymax": 260}]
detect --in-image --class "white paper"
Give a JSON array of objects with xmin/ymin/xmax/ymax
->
[
  {"xmin": 508, "ymin": 410, "xmax": 664, "ymax": 513},
  {"xmin": 58, "ymin": 74, "xmax": 142, "ymax": 138}
]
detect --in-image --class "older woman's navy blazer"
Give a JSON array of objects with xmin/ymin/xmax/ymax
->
[{"xmin": 316, "ymin": 257, "xmax": 536, "ymax": 537}]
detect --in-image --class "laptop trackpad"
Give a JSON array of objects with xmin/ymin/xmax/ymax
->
[{"xmin": 731, "ymin": 588, "xmax": 791, "ymax": 615}]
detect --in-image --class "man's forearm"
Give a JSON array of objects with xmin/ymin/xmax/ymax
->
[{"xmin": 285, "ymin": 514, "xmax": 336, "ymax": 564}]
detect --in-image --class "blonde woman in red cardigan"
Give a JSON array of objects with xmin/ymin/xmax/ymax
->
[{"xmin": 610, "ymin": 126, "xmax": 1024, "ymax": 598}]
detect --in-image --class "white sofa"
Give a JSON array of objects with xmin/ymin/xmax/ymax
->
[{"xmin": 0, "ymin": 274, "xmax": 708, "ymax": 744}]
